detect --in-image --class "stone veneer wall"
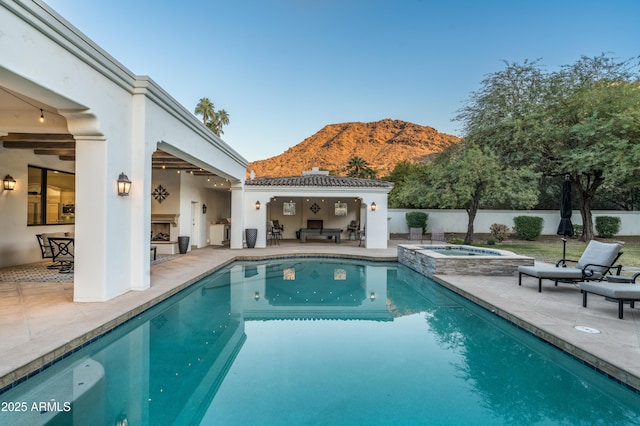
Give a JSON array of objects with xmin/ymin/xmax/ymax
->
[{"xmin": 397, "ymin": 245, "xmax": 534, "ymax": 277}]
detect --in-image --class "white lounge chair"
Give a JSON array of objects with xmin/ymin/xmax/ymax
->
[{"xmin": 517, "ymin": 240, "xmax": 623, "ymax": 292}]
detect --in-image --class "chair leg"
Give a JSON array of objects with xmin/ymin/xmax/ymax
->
[
  {"xmin": 518, "ymin": 273, "xmax": 522, "ymax": 286},
  {"xmin": 582, "ymin": 291, "xmax": 588, "ymax": 307},
  {"xmin": 538, "ymin": 278, "xmax": 542, "ymax": 293},
  {"xmin": 618, "ymin": 301, "xmax": 624, "ymax": 319}
]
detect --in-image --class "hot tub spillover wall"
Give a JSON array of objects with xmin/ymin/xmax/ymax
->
[{"xmin": 398, "ymin": 244, "xmax": 534, "ymax": 277}]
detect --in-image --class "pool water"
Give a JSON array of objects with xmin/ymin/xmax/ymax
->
[
  {"xmin": 2, "ymin": 259, "xmax": 640, "ymax": 425},
  {"xmin": 419, "ymin": 245, "xmax": 503, "ymax": 256}
]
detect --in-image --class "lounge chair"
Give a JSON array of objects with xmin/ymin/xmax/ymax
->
[
  {"xmin": 517, "ymin": 240, "xmax": 623, "ymax": 292},
  {"xmin": 580, "ymin": 272, "xmax": 640, "ymax": 319}
]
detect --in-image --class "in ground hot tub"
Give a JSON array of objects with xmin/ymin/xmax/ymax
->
[{"xmin": 398, "ymin": 244, "xmax": 534, "ymax": 277}]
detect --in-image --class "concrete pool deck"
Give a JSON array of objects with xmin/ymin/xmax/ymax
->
[{"xmin": 1, "ymin": 240, "xmax": 639, "ymax": 392}]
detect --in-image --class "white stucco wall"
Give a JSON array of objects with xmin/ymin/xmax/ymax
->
[{"xmin": 388, "ymin": 209, "xmax": 640, "ymax": 236}]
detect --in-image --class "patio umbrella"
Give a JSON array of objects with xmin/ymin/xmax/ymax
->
[{"xmin": 557, "ymin": 174, "xmax": 574, "ymax": 266}]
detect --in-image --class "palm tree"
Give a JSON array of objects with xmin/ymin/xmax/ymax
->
[
  {"xmin": 215, "ymin": 109, "xmax": 230, "ymax": 135},
  {"xmin": 346, "ymin": 156, "xmax": 376, "ymax": 178},
  {"xmin": 194, "ymin": 98, "xmax": 215, "ymax": 127}
]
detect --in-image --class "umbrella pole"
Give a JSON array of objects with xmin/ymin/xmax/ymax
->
[{"xmin": 561, "ymin": 237, "xmax": 567, "ymax": 267}]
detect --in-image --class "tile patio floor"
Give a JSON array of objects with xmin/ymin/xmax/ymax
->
[{"xmin": 1, "ymin": 239, "xmax": 639, "ymax": 393}]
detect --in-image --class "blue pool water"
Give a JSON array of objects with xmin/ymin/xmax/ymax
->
[
  {"xmin": 419, "ymin": 245, "xmax": 503, "ymax": 256},
  {"xmin": 2, "ymin": 258, "xmax": 640, "ymax": 425}
]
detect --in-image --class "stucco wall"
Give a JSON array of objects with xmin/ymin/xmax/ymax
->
[{"xmin": 388, "ymin": 209, "xmax": 640, "ymax": 236}]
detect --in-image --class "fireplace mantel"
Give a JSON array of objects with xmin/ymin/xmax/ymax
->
[{"xmin": 151, "ymin": 214, "xmax": 180, "ymax": 227}]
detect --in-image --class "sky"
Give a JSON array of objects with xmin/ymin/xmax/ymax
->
[{"xmin": 43, "ymin": 0, "xmax": 640, "ymax": 161}]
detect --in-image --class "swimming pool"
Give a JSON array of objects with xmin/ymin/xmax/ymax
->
[{"xmin": 1, "ymin": 258, "xmax": 639, "ymax": 425}]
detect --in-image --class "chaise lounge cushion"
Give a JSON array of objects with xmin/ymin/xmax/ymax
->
[
  {"xmin": 517, "ymin": 265, "xmax": 589, "ymax": 279},
  {"xmin": 575, "ymin": 240, "xmax": 623, "ymax": 274}
]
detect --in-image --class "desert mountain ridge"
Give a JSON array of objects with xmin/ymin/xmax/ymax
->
[{"xmin": 246, "ymin": 119, "xmax": 462, "ymax": 179}]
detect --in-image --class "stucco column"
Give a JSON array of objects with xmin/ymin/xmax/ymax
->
[
  {"xmin": 129, "ymin": 92, "xmax": 152, "ymax": 291},
  {"xmin": 73, "ymin": 136, "xmax": 110, "ymax": 301},
  {"xmin": 363, "ymin": 195, "xmax": 389, "ymax": 249},
  {"xmin": 230, "ymin": 183, "xmax": 244, "ymax": 249}
]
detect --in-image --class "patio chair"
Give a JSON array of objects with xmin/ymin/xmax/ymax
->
[
  {"xmin": 36, "ymin": 233, "xmax": 64, "ymax": 269},
  {"xmin": 347, "ymin": 220, "xmax": 360, "ymax": 240},
  {"xmin": 409, "ymin": 227, "xmax": 423, "ymax": 244},
  {"xmin": 580, "ymin": 272, "xmax": 640, "ymax": 319},
  {"xmin": 518, "ymin": 240, "xmax": 623, "ymax": 292},
  {"xmin": 48, "ymin": 237, "xmax": 75, "ymax": 273},
  {"xmin": 267, "ymin": 221, "xmax": 281, "ymax": 246}
]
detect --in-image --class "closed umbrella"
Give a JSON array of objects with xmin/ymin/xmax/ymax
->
[{"xmin": 557, "ymin": 174, "xmax": 574, "ymax": 266}]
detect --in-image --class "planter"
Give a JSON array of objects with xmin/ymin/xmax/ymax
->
[
  {"xmin": 178, "ymin": 236, "xmax": 190, "ymax": 254},
  {"xmin": 245, "ymin": 228, "xmax": 258, "ymax": 248}
]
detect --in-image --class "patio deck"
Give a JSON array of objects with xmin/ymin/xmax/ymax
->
[{"xmin": 1, "ymin": 239, "xmax": 639, "ymax": 393}]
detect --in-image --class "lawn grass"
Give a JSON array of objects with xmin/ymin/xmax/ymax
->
[{"xmin": 472, "ymin": 235, "xmax": 640, "ymax": 272}]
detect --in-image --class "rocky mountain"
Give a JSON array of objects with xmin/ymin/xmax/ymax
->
[{"xmin": 246, "ymin": 119, "xmax": 462, "ymax": 178}]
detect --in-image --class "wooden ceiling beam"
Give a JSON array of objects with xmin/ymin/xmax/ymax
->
[
  {"xmin": 59, "ymin": 156, "xmax": 75, "ymax": 161},
  {"xmin": 0, "ymin": 133, "xmax": 75, "ymax": 142},
  {"xmin": 34, "ymin": 149, "xmax": 76, "ymax": 156},
  {"xmin": 3, "ymin": 141, "xmax": 76, "ymax": 149}
]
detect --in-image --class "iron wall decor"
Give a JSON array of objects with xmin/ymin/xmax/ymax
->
[{"xmin": 152, "ymin": 185, "xmax": 170, "ymax": 203}]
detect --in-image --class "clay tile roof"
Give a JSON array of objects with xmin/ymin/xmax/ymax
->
[{"xmin": 245, "ymin": 175, "xmax": 394, "ymax": 188}]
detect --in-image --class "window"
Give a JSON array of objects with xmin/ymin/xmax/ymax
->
[{"xmin": 27, "ymin": 166, "xmax": 75, "ymax": 225}]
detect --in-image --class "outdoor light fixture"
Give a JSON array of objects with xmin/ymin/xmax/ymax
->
[
  {"xmin": 202, "ymin": 204, "xmax": 207, "ymax": 214},
  {"xmin": 255, "ymin": 200, "xmax": 261, "ymax": 210},
  {"xmin": 39, "ymin": 109, "xmax": 45, "ymax": 123},
  {"xmin": 3, "ymin": 174, "xmax": 16, "ymax": 190},
  {"xmin": 370, "ymin": 202, "xmax": 377, "ymax": 211},
  {"xmin": 117, "ymin": 172, "xmax": 131, "ymax": 196},
  {"xmin": 370, "ymin": 292, "xmax": 376, "ymax": 302},
  {"xmin": 254, "ymin": 291, "xmax": 260, "ymax": 301}
]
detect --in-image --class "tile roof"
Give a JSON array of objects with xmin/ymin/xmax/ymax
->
[{"xmin": 245, "ymin": 175, "xmax": 394, "ymax": 188}]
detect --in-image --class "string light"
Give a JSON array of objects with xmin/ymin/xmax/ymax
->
[{"xmin": 39, "ymin": 109, "xmax": 45, "ymax": 123}]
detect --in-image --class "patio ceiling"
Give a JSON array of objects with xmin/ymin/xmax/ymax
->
[{"xmin": 0, "ymin": 133, "xmax": 223, "ymax": 178}]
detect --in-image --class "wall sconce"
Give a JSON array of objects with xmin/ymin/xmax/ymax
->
[
  {"xmin": 117, "ymin": 172, "xmax": 131, "ymax": 196},
  {"xmin": 255, "ymin": 200, "xmax": 261, "ymax": 210},
  {"xmin": 254, "ymin": 291, "xmax": 260, "ymax": 301},
  {"xmin": 370, "ymin": 202, "xmax": 377, "ymax": 211},
  {"xmin": 202, "ymin": 204, "xmax": 208, "ymax": 214},
  {"xmin": 370, "ymin": 292, "xmax": 376, "ymax": 302},
  {"xmin": 3, "ymin": 175, "xmax": 16, "ymax": 190}
]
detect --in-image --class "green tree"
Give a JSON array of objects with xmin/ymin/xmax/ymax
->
[
  {"xmin": 195, "ymin": 98, "xmax": 230, "ymax": 136},
  {"xmin": 385, "ymin": 160, "xmax": 427, "ymax": 208},
  {"xmin": 456, "ymin": 54, "xmax": 640, "ymax": 241},
  {"xmin": 397, "ymin": 144, "xmax": 539, "ymax": 243},
  {"xmin": 346, "ymin": 156, "xmax": 377, "ymax": 179}
]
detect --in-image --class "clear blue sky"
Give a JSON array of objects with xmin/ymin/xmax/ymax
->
[{"xmin": 44, "ymin": 0, "xmax": 639, "ymax": 161}]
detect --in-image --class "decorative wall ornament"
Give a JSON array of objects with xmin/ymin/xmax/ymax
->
[
  {"xmin": 152, "ymin": 185, "xmax": 170, "ymax": 203},
  {"xmin": 309, "ymin": 203, "xmax": 321, "ymax": 214},
  {"xmin": 335, "ymin": 202, "xmax": 347, "ymax": 216}
]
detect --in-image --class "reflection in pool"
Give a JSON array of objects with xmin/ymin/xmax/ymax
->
[{"xmin": 1, "ymin": 259, "xmax": 639, "ymax": 425}]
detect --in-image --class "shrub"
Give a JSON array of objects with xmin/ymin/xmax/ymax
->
[
  {"xmin": 595, "ymin": 216, "xmax": 621, "ymax": 238},
  {"xmin": 487, "ymin": 239, "xmax": 496, "ymax": 245},
  {"xmin": 489, "ymin": 223, "xmax": 510, "ymax": 243},
  {"xmin": 448, "ymin": 237, "xmax": 465, "ymax": 245},
  {"xmin": 513, "ymin": 216, "xmax": 544, "ymax": 241},
  {"xmin": 406, "ymin": 211, "xmax": 428, "ymax": 234},
  {"xmin": 572, "ymin": 224, "xmax": 583, "ymax": 239}
]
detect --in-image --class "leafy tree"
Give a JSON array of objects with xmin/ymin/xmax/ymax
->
[
  {"xmin": 385, "ymin": 160, "xmax": 427, "ymax": 208},
  {"xmin": 194, "ymin": 97, "xmax": 230, "ymax": 136},
  {"xmin": 456, "ymin": 54, "xmax": 640, "ymax": 241},
  {"xmin": 346, "ymin": 156, "xmax": 377, "ymax": 178},
  {"xmin": 396, "ymin": 144, "xmax": 539, "ymax": 242}
]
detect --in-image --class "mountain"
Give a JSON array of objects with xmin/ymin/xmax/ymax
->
[{"xmin": 246, "ymin": 119, "xmax": 462, "ymax": 178}]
